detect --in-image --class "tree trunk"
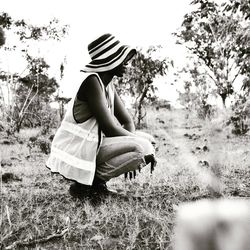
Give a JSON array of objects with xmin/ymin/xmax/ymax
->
[
  {"xmin": 137, "ymin": 102, "xmax": 143, "ymax": 127},
  {"xmin": 220, "ymin": 93, "xmax": 227, "ymax": 108},
  {"xmin": 14, "ymin": 116, "xmax": 24, "ymax": 133},
  {"xmin": 59, "ymin": 101, "xmax": 64, "ymax": 121},
  {"xmin": 136, "ymin": 86, "xmax": 148, "ymax": 127}
]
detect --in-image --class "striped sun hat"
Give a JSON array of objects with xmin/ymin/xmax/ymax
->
[{"xmin": 81, "ymin": 33, "xmax": 136, "ymax": 73}]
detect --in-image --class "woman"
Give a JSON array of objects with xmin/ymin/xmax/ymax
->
[{"xmin": 46, "ymin": 33, "xmax": 156, "ymax": 198}]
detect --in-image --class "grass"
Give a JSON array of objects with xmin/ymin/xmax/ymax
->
[{"xmin": 1, "ymin": 108, "xmax": 250, "ymax": 249}]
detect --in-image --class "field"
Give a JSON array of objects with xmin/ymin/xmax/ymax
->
[{"xmin": 1, "ymin": 108, "xmax": 250, "ymax": 249}]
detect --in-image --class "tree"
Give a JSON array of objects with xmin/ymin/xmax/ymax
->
[
  {"xmin": 115, "ymin": 46, "xmax": 170, "ymax": 127},
  {"xmin": 10, "ymin": 56, "xmax": 59, "ymax": 132},
  {"xmin": 0, "ymin": 12, "xmax": 68, "ymax": 133},
  {"xmin": 175, "ymin": 0, "xmax": 250, "ymax": 106},
  {"xmin": 55, "ymin": 96, "xmax": 71, "ymax": 121},
  {"xmin": 55, "ymin": 59, "xmax": 71, "ymax": 121},
  {"xmin": 177, "ymin": 59, "xmax": 217, "ymax": 118}
]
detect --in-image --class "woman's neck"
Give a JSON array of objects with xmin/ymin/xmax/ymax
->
[{"xmin": 98, "ymin": 72, "xmax": 114, "ymax": 87}]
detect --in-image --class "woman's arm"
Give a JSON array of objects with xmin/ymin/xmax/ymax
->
[
  {"xmin": 114, "ymin": 89, "xmax": 135, "ymax": 133},
  {"xmin": 83, "ymin": 75, "xmax": 134, "ymax": 137}
]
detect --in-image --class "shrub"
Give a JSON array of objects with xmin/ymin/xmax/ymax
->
[
  {"xmin": 27, "ymin": 136, "xmax": 51, "ymax": 154},
  {"xmin": 229, "ymin": 96, "xmax": 249, "ymax": 135},
  {"xmin": 196, "ymin": 100, "xmax": 215, "ymax": 120},
  {"xmin": 229, "ymin": 111, "xmax": 249, "ymax": 135}
]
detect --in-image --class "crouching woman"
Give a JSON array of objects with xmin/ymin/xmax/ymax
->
[{"xmin": 46, "ymin": 34, "xmax": 156, "ymax": 198}]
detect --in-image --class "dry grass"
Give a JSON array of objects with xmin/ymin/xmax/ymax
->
[{"xmin": 1, "ymin": 108, "xmax": 249, "ymax": 249}]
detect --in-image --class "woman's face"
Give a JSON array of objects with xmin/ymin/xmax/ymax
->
[
  {"xmin": 110, "ymin": 54, "xmax": 133, "ymax": 77},
  {"xmin": 111, "ymin": 63, "xmax": 127, "ymax": 77}
]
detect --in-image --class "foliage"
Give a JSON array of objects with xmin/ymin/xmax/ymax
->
[
  {"xmin": 18, "ymin": 56, "xmax": 59, "ymax": 101},
  {"xmin": 5, "ymin": 55, "xmax": 59, "ymax": 132},
  {"xmin": 178, "ymin": 81, "xmax": 215, "ymax": 120},
  {"xmin": 224, "ymin": 0, "xmax": 250, "ymax": 20},
  {"xmin": 115, "ymin": 46, "xmax": 170, "ymax": 127},
  {"xmin": 177, "ymin": 61, "xmax": 217, "ymax": 119},
  {"xmin": 153, "ymin": 99, "xmax": 171, "ymax": 110},
  {"xmin": 0, "ymin": 12, "xmax": 68, "ymax": 41},
  {"xmin": 175, "ymin": 0, "xmax": 250, "ymax": 106},
  {"xmin": 55, "ymin": 96, "xmax": 71, "ymax": 121},
  {"xmin": 228, "ymin": 94, "xmax": 250, "ymax": 135},
  {"xmin": 229, "ymin": 112, "xmax": 249, "ymax": 135},
  {"xmin": 0, "ymin": 12, "xmax": 68, "ymax": 133},
  {"xmin": 27, "ymin": 136, "xmax": 51, "ymax": 154},
  {"xmin": 0, "ymin": 26, "xmax": 5, "ymax": 46}
]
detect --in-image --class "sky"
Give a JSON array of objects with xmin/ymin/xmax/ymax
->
[{"xmin": 1, "ymin": 0, "xmax": 194, "ymax": 104}]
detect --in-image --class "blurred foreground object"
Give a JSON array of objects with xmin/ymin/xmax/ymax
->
[
  {"xmin": 174, "ymin": 199, "xmax": 250, "ymax": 250},
  {"xmin": 0, "ymin": 26, "xmax": 5, "ymax": 46}
]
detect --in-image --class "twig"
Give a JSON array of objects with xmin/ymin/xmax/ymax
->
[
  {"xmin": 1, "ymin": 230, "xmax": 14, "ymax": 242},
  {"xmin": 231, "ymin": 63, "xmax": 244, "ymax": 84},
  {"xmin": 18, "ymin": 83, "xmax": 35, "ymax": 118},
  {"xmin": 5, "ymin": 228, "xmax": 69, "ymax": 249},
  {"xmin": 5, "ymin": 205, "xmax": 12, "ymax": 228}
]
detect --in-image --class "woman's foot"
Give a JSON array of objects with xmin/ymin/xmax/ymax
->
[
  {"xmin": 69, "ymin": 180, "xmax": 117, "ymax": 199},
  {"xmin": 69, "ymin": 182, "xmax": 92, "ymax": 198}
]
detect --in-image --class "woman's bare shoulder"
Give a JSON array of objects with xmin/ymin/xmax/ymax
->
[
  {"xmin": 83, "ymin": 74, "xmax": 100, "ymax": 86},
  {"xmin": 78, "ymin": 74, "xmax": 102, "ymax": 100}
]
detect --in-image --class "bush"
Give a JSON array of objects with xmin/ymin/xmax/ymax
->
[
  {"xmin": 178, "ymin": 84, "xmax": 216, "ymax": 120},
  {"xmin": 229, "ymin": 112, "xmax": 249, "ymax": 135},
  {"xmin": 40, "ymin": 108, "xmax": 59, "ymax": 135},
  {"xmin": 228, "ymin": 97, "xmax": 250, "ymax": 135},
  {"xmin": 196, "ymin": 100, "xmax": 215, "ymax": 120},
  {"xmin": 27, "ymin": 135, "xmax": 51, "ymax": 154}
]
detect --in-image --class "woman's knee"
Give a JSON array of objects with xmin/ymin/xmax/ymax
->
[{"xmin": 133, "ymin": 137, "xmax": 155, "ymax": 156}]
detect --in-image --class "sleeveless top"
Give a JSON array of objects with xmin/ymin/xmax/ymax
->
[
  {"xmin": 46, "ymin": 73, "xmax": 115, "ymax": 185},
  {"xmin": 73, "ymin": 81, "xmax": 114, "ymax": 123}
]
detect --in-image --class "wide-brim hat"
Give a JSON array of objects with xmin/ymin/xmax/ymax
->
[{"xmin": 81, "ymin": 33, "xmax": 136, "ymax": 73}]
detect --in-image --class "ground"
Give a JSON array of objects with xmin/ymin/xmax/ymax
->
[{"xmin": 1, "ymin": 108, "xmax": 250, "ymax": 249}]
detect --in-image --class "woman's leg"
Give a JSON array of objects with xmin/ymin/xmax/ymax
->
[
  {"xmin": 70, "ymin": 134, "xmax": 155, "ymax": 198},
  {"xmin": 96, "ymin": 135, "xmax": 155, "ymax": 182}
]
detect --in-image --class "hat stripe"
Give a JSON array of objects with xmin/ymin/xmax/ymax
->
[
  {"xmin": 96, "ymin": 43, "xmax": 121, "ymax": 60},
  {"xmin": 89, "ymin": 35, "xmax": 114, "ymax": 54},
  {"xmin": 85, "ymin": 46, "xmax": 128, "ymax": 68},
  {"xmin": 92, "ymin": 40, "xmax": 120, "ymax": 60}
]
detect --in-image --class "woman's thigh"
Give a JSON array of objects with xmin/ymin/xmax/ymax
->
[
  {"xmin": 96, "ymin": 135, "xmax": 155, "ymax": 181},
  {"xmin": 97, "ymin": 135, "xmax": 154, "ymax": 164}
]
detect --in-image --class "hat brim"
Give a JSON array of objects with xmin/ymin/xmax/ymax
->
[{"xmin": 81, "ymin": 46, "xmax": 136, "ymax": 73}]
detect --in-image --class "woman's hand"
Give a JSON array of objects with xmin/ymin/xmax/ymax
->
[{"xmin": 144, "ymin": 154, "xmax": 157, "ymax": 173}]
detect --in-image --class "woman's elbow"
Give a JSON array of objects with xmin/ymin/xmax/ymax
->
[
  {"xmin": 122, "ymin": 118, "xmax": 135, "ymax": 132},
  {"xmin": 101, "ymin": 124, "xmax": 120, "ymax": 137}
]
